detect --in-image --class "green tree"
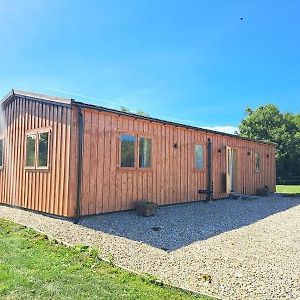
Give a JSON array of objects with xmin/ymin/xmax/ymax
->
[
  {"xmin": 238, "ymin": 104, "xmax": 300, "ymax": 179},
  {"xmin": 135, "ymin": 109, "xmax": 150, "ymax": 117},
  {"xmin": 119, "ymin": 106, "xmax": 150, "ymax": 117},
  {"xmin": 120, "ymin": 106, "xmax": 131, "ymax": 113}
]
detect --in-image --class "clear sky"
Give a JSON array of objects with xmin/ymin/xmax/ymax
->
[{"xmin": 1, "ymin": 1, "xmax": 299, "ymax": 133}]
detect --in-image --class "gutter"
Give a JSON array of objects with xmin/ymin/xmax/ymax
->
[
  {"xmin": 74, "ymin": 104, "xmax": 84, "ymax": 223},
  {"xmin": 72, "ymin": 101, "xmax": 275, "ymax": 146}
]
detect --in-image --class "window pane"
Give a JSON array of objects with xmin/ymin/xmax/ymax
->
[
  {"xmin": 0, "ymin": 139, "xmax": 3, "ymax": 167},
  {"xmin": 255, "ymin": 153, "xmax": 260, "ymax": 171},
  {"xmin": 139, "ymin": 137, "xmax": 152, "ymax": 168},
  {"xmin": 195, "ymin": 144, "xmax": 204, "ymax": 170},
  {"xmin": 38, "ymin": 132, "xmax": 49, "ymax": 167},
  {"xmin": 120, "ymin": 134, "xmax": 135, "ymax": 167},
  {"xmin": 26, "ymin": 134, "xmax": 36, "ymax": 167}
]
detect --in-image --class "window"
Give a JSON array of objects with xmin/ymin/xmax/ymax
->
[
  {"xmin": 0, "ymin": 138, "xmax": 4, "ymax": 168},
  {"xmin": 26, "ymin": 134, "xmax": 36, "ymax": 167},
  {"xmin": 119, "ymin": 133, "xmax": 152, "ymax": 169},
  {"xmin": 38, "ymin": 132, "xmax": 49, "ymax": 167},
  {"xmin": 25, "ymin": 130, "xmax": 50, "ymax": 169},
  {"xmin": 120, "ymin": 134, "xmax": 136, "ymax": 167},
  {"xmin": 139, "ymin": 137, "xmax": 152, "ymax": 168},
  {"xmin": 255, "ymin": 153, "xmax": 261, "ymax": 171},
  {"xmin": 195, "ymin": 144, "xmax": 204, "ymax": 170}
]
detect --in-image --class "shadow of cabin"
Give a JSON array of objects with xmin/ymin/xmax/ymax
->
[{"xmin": 79, "ymin": 196, "xmax": 300, "ymax": 251}]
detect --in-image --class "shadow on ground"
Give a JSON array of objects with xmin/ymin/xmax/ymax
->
[{"xmin": 79, "ymin": 194, "xmax": 300, "ymax": 251}]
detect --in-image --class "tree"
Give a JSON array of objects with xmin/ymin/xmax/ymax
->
[
  {"xmin": 135, "ymin": 109, "xmax": 150, "ymax": 117},
  {"xmin": 119, "ymin": 106, "xmax": 150, "ymax": 117},
  {"xmin": 120, "ymin": 106, "xmax": 131, "ymax": 113},
  {"xmin": 238, "ymin": 104, "xmax": 300, "ymax": 179}
]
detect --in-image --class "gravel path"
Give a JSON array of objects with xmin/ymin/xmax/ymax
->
[{"xmin": 1, "ymin": 194, "xmax": 300, "ymax": 300}]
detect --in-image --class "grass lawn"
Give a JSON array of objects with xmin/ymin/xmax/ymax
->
[
  {"xmin": 0, "ymin": 218, "xmax": 212, "ymax": 300},
  {"xmin": 276, "ymin": 185, "xmax": 300, "ymax": 194}
]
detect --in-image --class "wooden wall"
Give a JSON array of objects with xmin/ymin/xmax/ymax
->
[
  {"xmin": 0, "ymin": 96, "xmax": 76, "ymax": 217},
  {"xmin": 78, "ymin": 107, "xmax": 276, "ymax": 216},
  {"xmin": 0, "ymin": 96, "xmax": 276, "ymax": 218}
]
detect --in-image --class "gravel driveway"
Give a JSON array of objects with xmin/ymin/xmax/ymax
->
[{"xmin": 1, "ymin": 194, "xmax": 300, "ymax": 300}]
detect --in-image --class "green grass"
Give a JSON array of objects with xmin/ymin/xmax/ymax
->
[
  {"xmin": 0, "ymin": 219, "xmax": 212, "ymax": 300},
  {"xmin": 276, "ymin": 185, "xmax": 300, "ymax": 194}
]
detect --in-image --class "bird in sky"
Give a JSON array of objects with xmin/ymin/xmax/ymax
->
[{"xmin": 240, "ymin": 17, "xmax": 244, "ymax": 20}]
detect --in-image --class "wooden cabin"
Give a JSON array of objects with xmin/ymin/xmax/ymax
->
[{"xmin": 0, "ymin": 90, "xmax": 276, "ymax": 218}]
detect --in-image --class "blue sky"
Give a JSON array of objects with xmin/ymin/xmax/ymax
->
[{"xmin": 0, "ymin": 1, "xmax": 299, "ymax": 133}]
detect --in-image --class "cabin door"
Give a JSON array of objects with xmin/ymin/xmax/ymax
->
[{"xmin": 226, "ymin": 147, "xmax": 237, "ymax": 193}]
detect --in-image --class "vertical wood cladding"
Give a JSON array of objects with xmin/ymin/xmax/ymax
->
[
  {"xmin": 79, "ymin": 107, "xmax": 276, "ymax": 216},
  {"xmin": 0, "ymin": 97, "xmax": 75, "ymax": 217},
  {"xmin": 0, "ymin": 94, "xmax": 276, "ymax": 217}
]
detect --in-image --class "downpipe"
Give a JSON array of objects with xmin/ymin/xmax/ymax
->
[{"xmin": 74, "ymin": 105, "xmax": 83, "ymax": 224}]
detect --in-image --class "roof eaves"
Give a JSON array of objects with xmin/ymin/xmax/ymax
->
[
  {"xmin": 0, "ymin": 89, "xmax": 15, "ymax": 105},
  {"xmin": 0, "ymin": 89, "xmax": 275, "ymax": 146},
  {"xmin": 1, "ymin": 89, "xmax": 72, "ymax": 107},
  {"xmin": 72, "ymin": 100, "xmax": 276, "ymax": 146}
]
